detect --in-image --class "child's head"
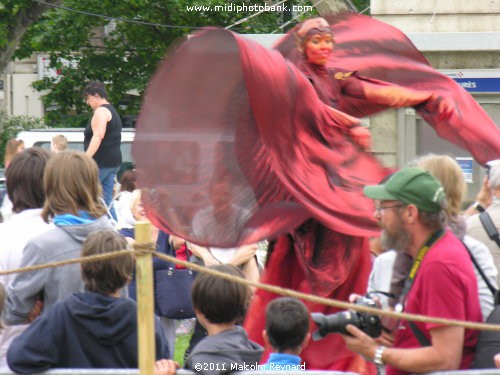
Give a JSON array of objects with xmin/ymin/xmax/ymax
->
[
  {"xmin": 264, "ymin": 297, "xmax": 310, "ymax": 353},
  {"xmin": 51, "ymin": 134, "xmax": 68, "ymax": 154},
  {"xmin": 81, "ymin": 230, "xmax": 133, "ymax": 295},
  {"xmin": 130, "ymin": 189, "xmax": 146, "ymax": 221},
  {"xmin": 191, "ymin": 264, "xmax": 249, "ymax": 325}
]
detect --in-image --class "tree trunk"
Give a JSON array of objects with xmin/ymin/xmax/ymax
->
[{"xmin": 0, "ymin": 0, "xmax": 62, "ymax": 74}]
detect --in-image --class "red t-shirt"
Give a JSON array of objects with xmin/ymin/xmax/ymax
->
[{"xmin": 387, "ymin": 231, "xmax": 482, "ymax": 375}]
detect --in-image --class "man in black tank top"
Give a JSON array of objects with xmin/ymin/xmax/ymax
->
[{"xmin": 83, "ymin": 81, "xmax": 122, "ymax": 220}]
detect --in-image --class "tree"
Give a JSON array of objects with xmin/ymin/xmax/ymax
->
[
  {"xmin": 5, "ymin": 0, "xmax": 368, "ymax": 127},
  {"xmin": 13, "ymin": 0, "xmax": 317, "ymax": 127},
  {"xmin": 0, "ymin": 0, "xmax": 62, "ymax": 73}
]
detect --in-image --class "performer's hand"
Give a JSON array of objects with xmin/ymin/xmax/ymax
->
[{"xmin": 350, "ymin": 126, "xmax": 371, "ymax": 151}]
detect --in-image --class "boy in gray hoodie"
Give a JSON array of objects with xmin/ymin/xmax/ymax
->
[
  {"xmin": 185, "ymin": 264, "xmax": 263, "ymax": 375},
  {"xmin": 7, "ymin": 230, "xmax": 170, "ymax": 373}
]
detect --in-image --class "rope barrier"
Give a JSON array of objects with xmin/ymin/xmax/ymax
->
[
  {"xmin": 0, "ymin": 249, "xmax": 138, "ymax": 276},
  {"xmin": 2, "ymin": 243, "xmax": 498, "ymax": 332},
  {"xmin": 152, "ymin": 251, "xmax": 500, "ymax": 332}
]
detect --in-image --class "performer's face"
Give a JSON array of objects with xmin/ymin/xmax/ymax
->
[{"xmin": 304, "ymin": 33, "xmax": 333, "ymax": 66}]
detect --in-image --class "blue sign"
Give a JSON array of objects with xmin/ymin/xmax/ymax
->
[
  {"xmin": 452, "ymin": 78, "xmax": 500, "ymax": 93},
  {"xmin": 456, "ymin": 157, "xmax": 473, "ymax": 183}
]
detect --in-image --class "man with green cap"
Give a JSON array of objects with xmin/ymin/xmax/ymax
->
[{"xmin": 341, "ymin": 167, "xmax": 481, "ymax": 375}]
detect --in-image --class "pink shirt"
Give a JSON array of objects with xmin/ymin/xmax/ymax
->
[{"xmin": 387, "ymin": 231, "xmax": 482, "ymax": 375}]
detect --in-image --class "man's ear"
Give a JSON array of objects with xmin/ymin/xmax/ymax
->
[{"xmin": 404, "ymin": 204, "xmax": 419, "ymax": 224}]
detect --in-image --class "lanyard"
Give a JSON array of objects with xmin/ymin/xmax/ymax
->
[{"xmin": 399, "ymin": 228, "xmax": 445, "ymax": 307}]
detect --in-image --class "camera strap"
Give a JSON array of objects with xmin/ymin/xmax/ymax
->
[
  {"xmin": 399, "ymin": 228, "xmax": 445, "ymax": 347},
  {"xmin": 479, "ymin": 211, "xmax": 500, "ymax": 248},
  {"xmin": 400, "ymin": 228, "xmax": 445, "ymax": 300}
]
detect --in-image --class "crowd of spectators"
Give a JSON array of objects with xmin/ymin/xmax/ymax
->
[{"xmin": 0, "ymin": 140, "xmax": 498, "ymax": 375}]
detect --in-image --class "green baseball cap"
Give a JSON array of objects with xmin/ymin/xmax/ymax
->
[{"xmin": 363, "ymin": 167, "xmax": 445, "ymax": 212}]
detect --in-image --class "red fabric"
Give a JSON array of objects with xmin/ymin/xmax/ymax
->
[
  {"xmin": 387, "ymin": 231, "xmax": 481, "ymax": 375},
  {"xmin": 275, "ymin": 13, "xmax": 500, "ymax": 165},
  {"xmin": 133, "ymin": 15, "xmax": 496, "ymax": 374},
  {"xmin": 133, "ymin": 29, "xmax": 386, "ymax": 373},
  {"xmin": 174, "ymin": 244, "xmax": 190, "ymax": 269},
  {"xmin": 133, "ymin": 28, "xmax": 389, "ymax": 248},
  {"xmin": 244, "ymin": 221, "xmax": 376, "ymax": 374}
]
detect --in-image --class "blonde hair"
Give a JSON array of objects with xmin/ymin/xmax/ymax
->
[
  {"xmin": 4, "ymin": 139, "xmax": 24, "ymax": 167},
  {"xmin": 51, "ymin": 134, "xmax": 68, "ymax": 153},
  {"xmin": 42, "ymin": 151, "xmax": 107, "ymax": 222},
  {"xmin": 416, "ymin": 154, "xmax": 466, "ymax": 221}
]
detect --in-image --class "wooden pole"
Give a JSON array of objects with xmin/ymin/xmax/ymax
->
[{"xmin": 135, "ymin": 220, "xmax": 155, "ymax": 375}]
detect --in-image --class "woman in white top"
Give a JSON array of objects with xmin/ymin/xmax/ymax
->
[{"xmin": 0, "ymin": 148, "xmax": 53, "ymax": 367}]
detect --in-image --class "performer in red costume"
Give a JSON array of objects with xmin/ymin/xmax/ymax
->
[
  {"xmin": 291, "ymin": 18, "xmax": 433, "ymax": 117},
  {"xmin": 245, "ymin": 18, "xmax": 448, "ymax": 374},
  {"xmin": 132, "ymin": 13, "xmax": 500, "ymax": 375}
]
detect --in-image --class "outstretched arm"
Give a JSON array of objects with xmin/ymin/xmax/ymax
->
[{"xmin": 342, "ymin": 74, "xmax": 434, "ymax": 108}]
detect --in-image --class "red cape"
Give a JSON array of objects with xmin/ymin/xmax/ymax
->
[
  {"xmin": 134, "ymin": 27, "xmax": 389, "ymax": 247},
  {"xmin": 275, "ymin": 13, "xmax": 500, "ymax": 165}
]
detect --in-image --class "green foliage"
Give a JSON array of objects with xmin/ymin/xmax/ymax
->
[
  {"xmin": 174, "ymin": 331, "xmax": 192, "ymax": 367},
  {"xmin": 0, "ymin": 110, "xmax": 47, "ymax": 166},
  {"xmin": 352, "ymin": 0, "xmax": 370, "ymax": 13},
  {"xmin": 10, "ymin": 0, "xmax": 317, "ymax": 127}
]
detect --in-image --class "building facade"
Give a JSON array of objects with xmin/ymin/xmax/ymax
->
[{"xmin": 370, "ymin": 0, "xmax": 500, "ymax": 200}]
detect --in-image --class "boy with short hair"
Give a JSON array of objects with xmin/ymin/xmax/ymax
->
[
  {"xmin": 261, "ymin": 297, "xmax": 310, "ymax": 370},
  {"xmin": 50, "ymin": 134, "xmax": 68, "ymax": 153},
  {"xmin": 185, "ymin": 264, "xmax": 263, "ymax": 375},
  {"xmin": 7, "ymin": 230, "xmax": 170, "ymax": 373}
]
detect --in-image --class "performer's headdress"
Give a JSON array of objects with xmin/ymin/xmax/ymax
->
[{"xmin": 295, "ymin": 17, "xmax": 333, "ymax": 53}]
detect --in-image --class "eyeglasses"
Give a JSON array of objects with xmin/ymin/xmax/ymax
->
[{"xmin": 375, "ymin": 203, "xmax": 405, "ymax": 214}]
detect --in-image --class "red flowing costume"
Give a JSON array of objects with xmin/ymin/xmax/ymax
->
[{"xmin": 133, "ymin": 13, "xmax": 500, "ymax": 374}]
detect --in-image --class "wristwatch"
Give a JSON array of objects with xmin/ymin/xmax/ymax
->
[
  {"xmin": 373, "ymin": 345, "xmax": 386, "ymax": 366},
  {"xmin": 473, "ymin": 201, "xmax": 485, "ymax": 213}
]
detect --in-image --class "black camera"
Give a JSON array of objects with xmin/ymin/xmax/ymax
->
[{"xmin": 311, "ymin": 296, "xmax": 382, "ymax": 340}]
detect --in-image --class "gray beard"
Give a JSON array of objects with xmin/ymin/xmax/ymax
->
[{"xmin": 381, "ymin": 228, "xmax": 411, "ymax": 252}]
